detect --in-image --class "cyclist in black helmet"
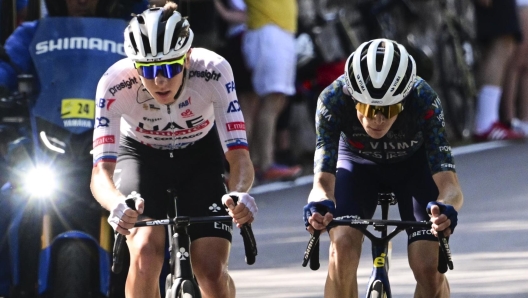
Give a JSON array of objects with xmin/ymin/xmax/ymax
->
[{"xmin": 303, "ymin": 38, "xmax": 463, "ymax": 297}]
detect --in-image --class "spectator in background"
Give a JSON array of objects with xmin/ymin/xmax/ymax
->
[
  {"xmin": 473, "ymin": 0, "xmax": 525, "ymax": 141},
  {"xmin": 501, "ymin": 0, "xmax": 528, "ymax": 136},
  {"xmin": 213, "ymin": 0, "xmax": 258, "ymax": 142},
  {"xmin": 0, "ymin": 0, "xmax": 148, "ymax": 94},
  {"xmin": 240, "ymin": 0, "xmax": 302, "ymax": 182},
  {"xmin": 0, "ymin": 0, "xmax": 28, "ymax": 43}
]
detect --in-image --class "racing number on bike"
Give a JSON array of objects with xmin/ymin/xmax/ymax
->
[{"xmin": 61, "ymin": 98, "xmax": 95, "ymax": 119}]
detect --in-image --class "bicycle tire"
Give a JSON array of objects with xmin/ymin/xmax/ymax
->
[
  {"xmin": 177, "ymin": 280, "xmax": 196, "ymax": 298},
  {"xmin": 51, "ymin": 239, "xmax": 100, "ymax": 298},
  {"xmin": 369, "ymin": 280, "xmax": 386, "ymax": 298},
  {"xmin": 436, "ymin": 21, "xmax": 477, "ymax": 141}
]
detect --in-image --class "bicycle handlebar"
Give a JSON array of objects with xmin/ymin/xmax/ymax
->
[
  {"xmin": 302, "ymin": 218, "xmax": 454, "ymax": 273},
  {"xmin": 112, "ymin": 200, "xmax": 258, "ymax": 273}
]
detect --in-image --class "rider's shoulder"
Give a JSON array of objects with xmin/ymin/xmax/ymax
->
[
  {"xmin": 97, "ymin": 58, "xmax": 140, "ymax": 95},
  {"xmin": 407, "ymin": 76, "xmax": 439, "ymax": 103},
  {"xmin": 319, "ymin": 75, "xmax": 348, "ymax": 104},
  {"xmin": 188, "ymin": 48, "xmax": 231, "ymax": 78}
]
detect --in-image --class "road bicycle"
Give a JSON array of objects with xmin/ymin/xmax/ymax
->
[
  {"xmin": 112, "ymin": 189, "xmax": 258, "ymax": 298},
  {"xmin": 435, "ymin": 0, "xmax": 478, "ymax": 141},
  {"xmin": 302, "ymin": 190, "xmax": 453, "ymax": 298}
]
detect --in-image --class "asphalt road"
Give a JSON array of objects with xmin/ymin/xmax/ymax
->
[{"xmin": 228, "ymin": 140, "xmax": 528, "ymax": 298}]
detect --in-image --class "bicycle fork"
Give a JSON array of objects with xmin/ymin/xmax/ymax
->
[
  {"xmin": 366, "ymin": 240, "xmax": 391, "ymax": 298},
  {"xmin": 166, "ymin": 224, "xmax": 200, "ymax": 296}
]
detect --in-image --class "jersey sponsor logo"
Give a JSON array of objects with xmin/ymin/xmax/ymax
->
[
  {"xmin": 441, "ymin": 163, "xmax": 455, "ymax": 169},
  {"xmin": 214, "ymin": 221, "xmax": 233, "ymax": 233},
  {"xmin": 385, "ymin": 151, "xmax": 407, "ymax": 159},
  {"xmin": 97, "ymin": 98, "xmax": 116, "ymax": 110},
  {"xmin": 108, "ymin": 77, "xmax": 138, "ymax": 96},
  {"xmin": 439, "ymin": 146, "xmax": 451, "ymax": 152},
  {"xmin": 178, "ymin": 97, "xmax": 192, "ymax": 109},
  {"xmin": 358, "ymin": 150, "xmax": 408, "ymax": 160},
  {"xmin": 226, "ymin": 138, "xmax": 248, "ymax": 150},
  {"xmin": 63, "ymin": 119, "xmax": 92, "ymax": 128},
  {"xmin": 136, "ymin": 119, "xmax": 209, "ymax": 136},
  {"xmin": 143, "ymin": 103, "xmax": 160, "ymax": 111},
  {"xmin": 226, "ymin": 100, "xmax": 241, "ymax": 113},
  {"xmin": 347, "ymin": 139, "xmax": 364, "ymax": 149},
  {"xmin": 369, "ymin": 140, "xmax": 419, "ymax": 150},
  {"xmin": 35, "ymin": 37, "xmax": 125, "ymax": 55},
  {"xmin": 424, "ymin": 110, "xmax": 434, "ymax": 120},
  {"xmin": 181, "ymin": 109, "xmax": 195, "ymax": 118},
  {"xmin": 437, "ymin": 111, "xmax": 445, "ymax": 127},
  {"xmin": 189, "ymin": 69, "xmax": 222, "ymax": 81},
  {"xmin": 225, "ymin": 81, "xmax": 235, "ymax": 94},
  {"xmin": 409, "ymin": 229, "xmax": 432, "ymax": 240},
  {"xmin": 384, "ymin": 131, "xmax": 405, "ymax": 139},
  {"xmin": 319, "ymin": 106, "xmax": 332, "ymax": 121},
  {"xmin": 142, "ymin": 117, "xmax": 162, "ymax": 122},
  {"xmin": 96, "ymin": 117, "xmax": 110, "ymax": 127},
  {"xmin": 226, "ymin": 121, "xmax": 245, "ymax": 131},
  {"xmin": 143, "ymin": 132, "xmax": 203, "ymax": 141},
  {"xmin": 93, "ymin": 135, "xmax": 115, "ymax": 147},
  {"xmin": 137, "ymin": 86, "xmax": 154, "ymax": 104}
]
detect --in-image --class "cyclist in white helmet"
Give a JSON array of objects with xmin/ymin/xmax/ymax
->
[
  {"xmin": 90, "ymin": 3, "xmax": 257, "ymax": 297},
  {"xmin": 303, "ymin": 38, "xmax": 463, "ymax": 297}
]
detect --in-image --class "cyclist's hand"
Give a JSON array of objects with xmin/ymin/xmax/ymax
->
[
  {"xmin": 108, "ymin": 191, "xmax": 144, "ymax": 235},
  {"xmin": 222, "ymin": 191, "xmax": 257, "ymax": 227},
  {"xmin": 303, "ymin": 200, "xmax": 335, "ymax": 234},
  {"xmin": 427, "ymin": 201, "xmax": 458, "ymax": 237}
]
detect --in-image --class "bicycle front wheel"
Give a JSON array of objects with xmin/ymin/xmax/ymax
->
[
  {"xmin": 178, "ymin": 280, "xmax": 196, "ymax": 298},
  {"xmin": 368, "ymin": 280, "xmax": 387, "ymax": 298},
  {"xmin": 436, "ymin": 22, "xmax": 477, "ymax": 141}
]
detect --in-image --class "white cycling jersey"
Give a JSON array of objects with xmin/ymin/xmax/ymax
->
[{"xmin": 92, "ymin": 48, "xmax": 247, "ymax": 165}]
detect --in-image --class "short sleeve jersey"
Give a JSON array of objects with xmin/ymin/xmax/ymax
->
[
  {"xmin": 314, "ymin": 75, "xmax": 455, "ymax": 175},
  {"xmin": 92, "ymin": 48, "xmax": 247, "ymax": 165}
]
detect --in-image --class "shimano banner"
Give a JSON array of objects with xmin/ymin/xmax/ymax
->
[{"xmin": 30, "ymin": 17, "xmax": 127, "ymax": 134}]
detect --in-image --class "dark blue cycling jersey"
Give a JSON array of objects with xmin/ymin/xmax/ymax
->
[{"xmin": 314, "ymin": 75, "xmax": 455, "ymax": 175}]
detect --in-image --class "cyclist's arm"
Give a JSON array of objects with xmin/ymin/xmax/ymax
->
[
  {"xmin": 308, "ymin": 172, "xmax": 336, "ymax": 204},
  {"xmin": 309, "ymin": 79, "xmax": 345, "ymax": 204},
  {"xmin": 90, "ymin": 161, "xmax": 126, "ymax": 211},
  {"xmin": 432, "ymin": 170, "xmax": 463, "ymax": 211},
  {"xmin": 225, "ymin": 148, "xmax": 254, "ymax": 192}
]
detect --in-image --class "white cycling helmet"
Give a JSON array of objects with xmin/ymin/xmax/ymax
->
[
  {"xmin": 124, "ymin": 7, "xmax": 194, "ymax": 62},
  {"xmin": 344, "ymin": 38, "xmax": 416, "ymax": 106}
]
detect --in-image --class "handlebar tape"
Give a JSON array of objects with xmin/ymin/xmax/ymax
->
[
  {"xmin": 226, "ymin": 195, "xmax": 258, "ymax": 265},
  {"xmin": 302, "ymin": 230, "xmax": 320, "ymax": 270},
  {"xmin": 437, "ymin": 232, "xmax": 453, "ymax": 272},
  {"xmin": 111, "ymin": 198, "xmax": 136, "ymax": 274}
]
